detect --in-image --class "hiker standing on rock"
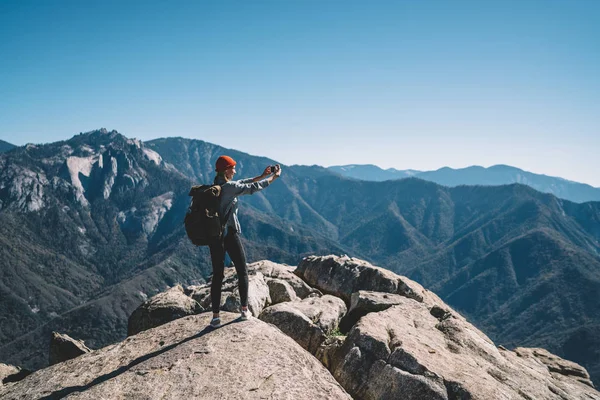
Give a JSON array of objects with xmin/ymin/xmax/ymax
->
[{"xmin": 209, "ymin": 155, "xmax": 281, "ymax": 327}]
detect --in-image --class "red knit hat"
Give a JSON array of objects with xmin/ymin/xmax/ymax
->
[{"xmin": 215, "ymin": 155, "xmax": 236, "ymax": 172}]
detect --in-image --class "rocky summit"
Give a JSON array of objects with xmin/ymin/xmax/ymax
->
[{"xmin": 1, "ymin": 255, "xmax": 598, "ymax": 400}]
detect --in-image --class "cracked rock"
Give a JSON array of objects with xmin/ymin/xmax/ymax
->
[
  {"xmin": 259, "ymin": 295, "xmax": 346, "ymax": 354},
  {"xmin": 339, "ymin": 290, "xmax": 407, "ymax": 333},
  {"xmin": 296, "ymin": 255, "xmax": 428, "ymax": 304},
  {"xmin": 49, "ymin": 332, "xmax": 91, "ymax": 365},
  {"xmin": 327, "ymin": 296, "xmax": 599, "ymax": 400},
  {"xmin": 128, "ymin": 285, "xmax": 203, "ymax": 336}
]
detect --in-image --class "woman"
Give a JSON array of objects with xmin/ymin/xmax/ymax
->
[{"xmin": 209, "ymin": 155, "xmax": 281, "ymax": 327}]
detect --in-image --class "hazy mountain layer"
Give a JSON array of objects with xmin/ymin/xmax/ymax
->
[
  {"xmin": 328, "ymin": 164, "xmax": 421, "ymax": 181},
  {"xmin": 329, "ymin": 164, "xmax": 600, "ymax": 203}
]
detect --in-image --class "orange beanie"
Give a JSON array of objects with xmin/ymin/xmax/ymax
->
[{"xmin": 215, "ymin": 155, "xmax": 236, "ymax": 172}]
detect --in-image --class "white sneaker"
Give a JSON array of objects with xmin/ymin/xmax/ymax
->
[
  {"xmin": 210, "ymin": 317, "xmax": 221, "ymax": 327},
  {"xmin": 240, "ymin": 309, "xmax": 252, "ymax": 321}
]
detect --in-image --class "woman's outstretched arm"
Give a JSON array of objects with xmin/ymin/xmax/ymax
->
[
  {"xmin": 239, "ymin": 165, "xmax": 281, "ymax": 184},
  {"xmin": 233, "ymin": 165, "xmax": 282, "ymax": 195}
]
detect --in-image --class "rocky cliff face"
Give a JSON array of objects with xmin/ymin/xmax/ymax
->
[
  {"xmin": 0, "ymin": 129, "xmax": 160, "ymax": 212},
  {"xmin": 0, "ymin": 129, "xmax": 207, "ymax": 364},
  {"xmin": 2, "ymin": 256, "xmax": 597, "ymax": 400}
]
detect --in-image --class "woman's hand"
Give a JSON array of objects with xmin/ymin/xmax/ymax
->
[
  {"xmin": 265, "ymin": 164, "xmax": 281, "ymax": 183},
  {"xmin": 261, "ymin": 166, "xmax": 272, "ymax": 177}
]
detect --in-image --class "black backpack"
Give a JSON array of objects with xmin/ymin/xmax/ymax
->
[{"xmin": 184, "ymin": 185, "xmax": 230, "ymax": 246}]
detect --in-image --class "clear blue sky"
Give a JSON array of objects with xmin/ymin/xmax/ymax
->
[{"xmin": 1, "ymin": 0, "xmax": 599, "ymax": 186}]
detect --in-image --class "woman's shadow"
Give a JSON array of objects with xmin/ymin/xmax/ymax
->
[{"xmin": 40, "ymin": 318, "xmax": 243, "ymax": 400}]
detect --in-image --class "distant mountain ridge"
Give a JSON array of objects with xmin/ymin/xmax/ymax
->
[
  {"xmin": 0, "ymin": 140, "xmax": 16, "ymax": 153},
  {"xmin": 328, "ymin": 164, "xmax": 600, "ymax": 203},
  {"xmin": 328, "ymin": 164, "xmax": 421, "ymax": 181}
]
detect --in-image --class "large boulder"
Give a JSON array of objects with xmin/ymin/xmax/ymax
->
[
  {"xmin": 0, "ymin": 314, "xmax": 351, "ymax": 400},
  {"xmin": 1, "ymin": 363, "xmax": 18, "ymax": 382},
  {"xmin": 221, "ymin": 272, "xmax": 272, "ymax": 317},
  {"xmin": 259, "ymin": 295, "xmax": 346, "ymax": 354},
  {"xmin": 0, "ymin": 364, "xmax": 24, "ymax": 385},
  {"xmin": 266, "ymin": 278, "xmax": 299, "ymax": 304},
  {"xmin": 187, "ymin": 270, "xmax": 271, "ymax": 317},
  {"xmin": 49, "ymin": 332, "xmax": 91, "ymax": 365},
  {"xmin": 338, "ymin": 290, "xmax": 407, "ymax": 333},
  {"xmin": 0, "ymin": 369, "xmax": 31, "ymax": 386},
  {"xmin": 251, "ymin": 260, "xmax": 317, "ymax": 298},
  {"xmin": 127, "ymin": 285, "xmax": 203, "ymax": 336},
  {"xmin": 186, "ymin": 268, "xmax": 239, "ymax": 310},
  {"xmin": 260, "ymin": 302, "xmax": 325, "ymax": 355},
  {"xmin": 186, "ymin": 284, "xmax": 212, "ymax": 309},
  {"xmin": 328, "ymin": 295, "xmax": 600, "ymax": 400},
  {"xmin": 514, "ymin": 347, "xmax": 595, "ymax": 388},
  {"xmin": 296, "ymin": 255, "xmax": 429, "ymax": 304}
]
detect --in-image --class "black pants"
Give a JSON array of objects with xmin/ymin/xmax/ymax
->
[{"xmin": 208, "ymin": 229, "xmax": 249, "ymax": 314}]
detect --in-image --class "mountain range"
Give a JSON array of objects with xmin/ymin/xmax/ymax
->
[
  {"xmin": 329, "ymin": 164, "xmax": 600, "ymax": 203},
  {"xmin": 0, "ymin": 129, "xmax": 599, "ymax": 386}
]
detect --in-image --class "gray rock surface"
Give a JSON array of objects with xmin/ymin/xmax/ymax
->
[
  {"xmin": 185, "ymin": 269, "xmax": 237, "ymax": 311},
  {"xmin": 515, "ymin": 347, "xmax": 595, "ymax": 388},
  {"xmin": 127, "ymin": 285, "xmax": 203, "ymax": 336},
  {"xmin": 187, "ymin": 270, "xmax": 271, "ymax": 317},
  {"xmin": 296, "ymin": 255, "xmax": 430, "ymax": 304},
  {"xmin": 266, "ymin": 278, "xmax": 299, "ymax": 304},
  {"xmin": 316, "ymin": 336, "xmax": 346, "ymax": 370},
  {"xmin": 328, "ymin": 296, "xmax": 600, "ymax": 400},
  {"xmin": 0, "ymin": 369, "xmax": 31, "ymax": 386},
  {"xmin": 291, "ymin": 295, "xmax": 347, "ymax": 333},
  {"xmin": 0, "ymin": 363, "xmax": 20, "ymax": 385},
  {"xmin": 260, "ymin": 302, "xmax": 326, "ymax": 355},
  {"xmin": 0, "ymin": 164, "xmax": 48, "ymax": 212},
  {"xmin": 49, "ymin": 332, "xmax": 91, "ymax": 366},
  {"xmin": 221, "ymin": 272, "xmax": 271, "ymax": 317},
  {"xmin": 0, "ymin": 313, "xmax": 351, "ymax": 400},
  {"xmin": 259, "ymin": 295, "xmax": 346, "ymax": 354},
  {"xmin": 339, "ymin": 290, "xmax": 407, "ymax": 333},
  {"xmin": 251, "ymin": 260, "xmax": 317, "ymax": 298},
  {"xmin": 186, "ymin": 284, "xmax": 212, "ymax": 309}
]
